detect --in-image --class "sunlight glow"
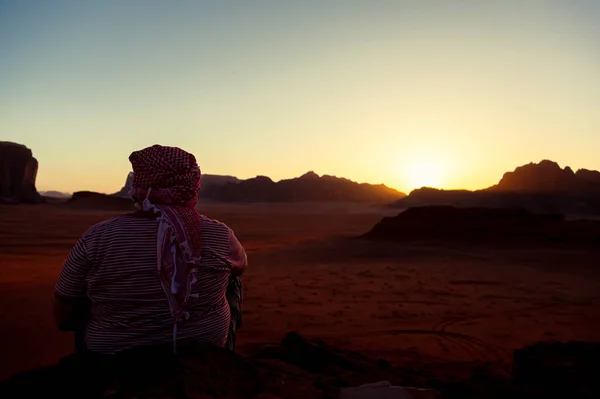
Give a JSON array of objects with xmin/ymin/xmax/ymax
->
[{"xmin": 404, "ymin": 157, "xmax": 445, "ymax": 190}]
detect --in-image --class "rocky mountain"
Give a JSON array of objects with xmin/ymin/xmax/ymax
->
[
  {"xmin": 393, "ymin": 160, "xmax": 600, "ymax": 215},
  {"xmin": 113, "ymin": 170, "xmax": 405, "ymax": 203},
  {"xmin": 490, "ymin": 160, "xmax": 600, "ymax": 195},
  {"xmin": 0, "ymin": 142, "xmax": 42, "ymax": 204},
  {"xmin": 198, "ymin": 171, "xmax": 405, "ymax": 203}
]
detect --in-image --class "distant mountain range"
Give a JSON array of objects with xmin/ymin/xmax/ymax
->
[
  {"xmin": 113, "ymin": 171, "xmax": 405, "ymax": 203},
  {"xmin": 5, "ymin": 139, "xmax": 600, "ymax": 213},
  {"xmin": 393, "ymin": 160, "xmax": 600, "ymax": 215}
]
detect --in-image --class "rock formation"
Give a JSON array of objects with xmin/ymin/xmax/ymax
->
[
  {"xmin": 200, "ymin": 172, "xmax": 405, "ymax": 203},
  {"xmin": 113, "ymin": 171, "xmax": 405, "ymax": 203},
  {"xmin": 113, "ymin": 172, "xmax": 134, "ymax": 197},
  {"xmin": 68, "ymin": 191, "xmax": 134, "ymax": 211},
  {"xmin": 365, "ymin": 206, "xmax": 600, "ymax": 247},
  {"xmin": 490, "ymin": 159, "xmax": 600, "ymax": 196},
  {"xmin": 393, "ymin": 160, "xmax": 600, "ymax": 216},
  {"xmin": 0, "ymin": 142, "xmax": 42, "ymax": 203}
]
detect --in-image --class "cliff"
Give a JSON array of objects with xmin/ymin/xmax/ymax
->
[
  {"xmin": 393, "ymin": 161, "xmax": 600, "ymax": 215},
  {"xmin": 0, "ymin": 142, "xmax": 42, "ymax": 204}
]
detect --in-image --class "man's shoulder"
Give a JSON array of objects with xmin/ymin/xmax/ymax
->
[
  {"xmin": 83, "ymin": 213, "xmax": 157, "ymax": 237},
  {"xmin": 200, "ymin": 214, "xmax": 231, "ymax": 232}
]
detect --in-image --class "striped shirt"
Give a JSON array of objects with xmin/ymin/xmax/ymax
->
[{"xmin": 55, "ymin": 211, "xmax": 247, "ymax": 354}]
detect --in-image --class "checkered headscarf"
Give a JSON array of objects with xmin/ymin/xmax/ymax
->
[{"xmin": 128, "ymin": 145, "xmax": 203, "ymax": 334}]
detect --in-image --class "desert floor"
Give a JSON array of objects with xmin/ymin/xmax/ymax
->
[{"xmin": 1, "ymin": 201, "xmax": 600, "ymax": 380}]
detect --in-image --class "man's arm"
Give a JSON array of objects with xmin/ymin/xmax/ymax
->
[
  {"xmin": 54, "ymin": 236, "xmax": 92, "ymax": 331},
  {"xmin": 228, "ymin": 228, "xmax": 247, "ymax": 276}
]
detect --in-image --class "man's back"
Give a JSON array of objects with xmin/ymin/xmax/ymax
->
[{"xmin": 55, "ymin": 212, "xmax": 244, "ymax": 354}]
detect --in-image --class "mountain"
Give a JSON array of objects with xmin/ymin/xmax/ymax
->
[
  {"xmin": 490, "ymin": 160, "xmax": 600, "ymax": 195},
  {"xmin": 113, "ymin": 171, "xmax": 405, "ymax": 203},
  {"xmin": 198, "ymin": 171, "xmax": 405, "ymax": 203},
  {"xmin": 392, "ymin": 160, "xmax": 600, "ymax": 216},
  {"xmin": 0, "ymin": 142, "xmax": 42, "ymax": 204}
]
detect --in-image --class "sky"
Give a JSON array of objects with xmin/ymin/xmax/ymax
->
[{"xmin": 1, "ymin": 0, "xmax": 600, "ymax": 194}]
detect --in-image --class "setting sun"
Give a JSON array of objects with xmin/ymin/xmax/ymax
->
[{"xmin": 403, "ymin": 158, "xmax": 445, "ymax": 191}]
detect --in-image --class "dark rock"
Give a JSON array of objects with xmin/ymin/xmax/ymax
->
[
  {"xmin": 393, "ymin": 160, "xmax": 600, "ymax": 216},
  {"xmin": 200, "ymin": 173, "xmax": 405, "ymax": 203},
  {"xmin": 0, "ymin": 142, "xmax": 42, "ymax": 204},
  {"xmin": 112, "ymin": 172, "xmax": 134, "ymax": 197},
  {"xmin": 68, "ymin": 191, "xmax": 134, "ymax": 211},
  {"xmin": 513, "ymin": 341, "xmax": 600, "ymax": 398},
  {"xmin": 2, "ymin": 334, "xmax": 599, "ymax": 398},
  {"xmin": 364, "ymin": 206, "xmax": 600, "ymax": 247},
  {"xmin": 492, "ymin": 160, "xmax": 580, "ymax": 194}
]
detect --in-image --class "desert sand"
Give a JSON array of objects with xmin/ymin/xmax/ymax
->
[{"xmin": 1, "ymin": 201, "xmax": 600, "ymax": 388}]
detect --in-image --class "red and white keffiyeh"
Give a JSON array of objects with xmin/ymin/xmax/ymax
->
[{"xmin": 128, "ymin": 145, "xmax": 203, "ymax": 338}]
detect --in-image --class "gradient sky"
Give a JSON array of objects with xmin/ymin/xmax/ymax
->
[{"xmin": 2, "ymin": 0, "xmax": 600, "ymax": 194}]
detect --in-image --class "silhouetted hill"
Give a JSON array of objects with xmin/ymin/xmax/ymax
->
[
  {"xmin": 199, "ymin": 171, "xmax": 405, "ymax": 203},
  {"xmin": 393, "ymin": 161, "xmax": 600, "ymax": 215},
  {"xmin": 114, "ymin": 171, "xmax": 405, "ymax": 203},
  {"xmin": 490, "ymin": 160, "xmax": 600, "ymax": 195},
  {"xmin": 365, "ymin": 206, "xmax": 600, "ymax": 247},
  {"xmin": 0, "ymin": 142, "xmax": 42, "ymax": 204}
]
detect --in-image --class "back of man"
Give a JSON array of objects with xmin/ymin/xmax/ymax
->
[{"xmin": 55, "ymin": 211, "xmax": 245, "ymax": 354}]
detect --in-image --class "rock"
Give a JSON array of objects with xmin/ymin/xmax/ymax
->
[
  {"xmin": 114, "ymin": 169, "xmax": 405, "ymax": 203},
  {"xmin": 113, "ymin": 172, "xmax": 134, "ymax": 197},
  {"xmin": 200, "ymin": 173, "xmax": 405, "ymax": 203},
  {"xmin": 392, "ymin": 160, "xmax": 600, "ymax": 216},
  {"xmin": 68, "ymin": 191, "xmax": 134, "ymax": 211},
  {"xmin": 493, "ymin": 160, "xmax": 579, "ymax": 194},
  {"xmin": 1, "ymin": 334, "xmax": 598, "ymax": 399},
  {"xmin": 0, "ymin": 142, "xmax": 42, "ymax": 203},
  {"xmin": 513, "ymin": 341, "xmax": 600, "ymax": 398},
  {"xmin": 364, "ymin": 206, "xmax": 600, "ymax": 247}
]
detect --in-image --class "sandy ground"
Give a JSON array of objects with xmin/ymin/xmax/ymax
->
[{"xmin": 1, "ymin": 201, "xmax": 600, "ymax": 380}]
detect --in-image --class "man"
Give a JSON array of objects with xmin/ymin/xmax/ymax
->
[{"xmin": 54, "ymin": 144, "xmax": 246, "ymax": 355}]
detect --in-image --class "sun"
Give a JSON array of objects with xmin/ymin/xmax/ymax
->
[{"xmin": 404, "ymin": 158, "xmax": 444, "ymax": 190}]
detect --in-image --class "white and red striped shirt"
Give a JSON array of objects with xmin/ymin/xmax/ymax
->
[{"xmin": 55, "ymin": 211, "xmax": 247, "ymax": 354}]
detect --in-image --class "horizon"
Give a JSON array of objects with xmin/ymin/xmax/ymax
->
[
  {"xmin": 2, "ymin": 1, "xmax": 600, "ymax": 194},
  {"xmin": 34, "ymin": 157, "xmax": 597, "ymax": 196}
]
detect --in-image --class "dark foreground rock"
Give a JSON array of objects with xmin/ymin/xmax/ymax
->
[
  {"xmin": 365, "ymin": 206, "xmax": 600, "ymax": 248},
  {"xmin": 2, "ymin": 333, "xmax": 599, "ymax": 398}
]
